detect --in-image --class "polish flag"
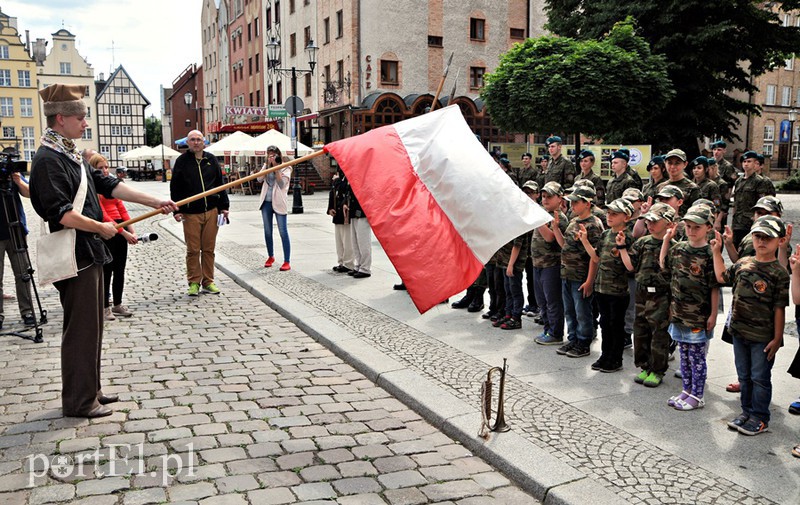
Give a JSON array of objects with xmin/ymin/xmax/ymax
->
[{"xmin": 324, "ymin": 105, "xmax": 551, "ymax": 313}]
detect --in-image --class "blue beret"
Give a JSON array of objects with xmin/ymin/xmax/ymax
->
[
  {"xmin": 711, "ymin": 141, "xmax": 727, "ymax": 149},
  {"xmin": 545, "ymin": 136, "xmax": 563, "ymax": 146},
  {"xmin": 647, "ymin": 156, "xmax": 666, "ymax": 169},
  {"xmin": 741, "ymin": 150, "xmax": 763, "ymax": 163},
  {"xmin": 577, "ymin": 149, "xmax": 594, "ymax": 160},
  {"xmin": 689, "ymin": 156, "xmax": 709, "ymax": 169},
  {"xmin": 611, "ymin": 150, "xmax": 630, "ymax": 162}
]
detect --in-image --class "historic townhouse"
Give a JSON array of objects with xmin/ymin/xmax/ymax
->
[{"xmin": 95, "ymin": 66, "xmax": 149, "ymax": 167}]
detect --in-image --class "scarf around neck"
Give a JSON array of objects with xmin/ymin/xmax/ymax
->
[{"xmin": 40, "ymin": 128, "xmax": 83, "ymax": 167}]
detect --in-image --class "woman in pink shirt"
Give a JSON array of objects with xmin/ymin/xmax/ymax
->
[
  {"xmin": 257, "ymin": 145, "xmax": 292, "ymax": 271},
  {"xmin": 90, "ymin": 154, "xmax": 137, "ymax": 320}
]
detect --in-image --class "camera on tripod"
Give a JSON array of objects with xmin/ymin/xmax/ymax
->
[{"xmin": 0, "ymin": 151, "xmax": 27, "ymax": 180}]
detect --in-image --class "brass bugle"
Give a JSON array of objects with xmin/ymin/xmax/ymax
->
[{"xmin": 480, "ymin": 358, "xmax": 510, "ymax": 437}]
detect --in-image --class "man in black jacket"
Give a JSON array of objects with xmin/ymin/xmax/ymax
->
[
  {"xmin": 170, "ymin": 130, "xmax": 230, "ymax": 296},
  {"xmin": 327, "ymin": 168, "xmax": 354, "ymax": 273}
]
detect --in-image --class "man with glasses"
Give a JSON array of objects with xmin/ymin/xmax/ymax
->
[{"xmin": 170, "ymin": 130, "xmax": 230, "ymax": 296}]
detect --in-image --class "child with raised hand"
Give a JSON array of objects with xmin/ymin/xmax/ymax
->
[
  {"xmin": 788, "ymin": 245, "xmax": 800, "ymax": 455},
  {"xmin": 577, "ymin": 198, "xmax": 634, "ymax": 372},
  {"xmin": 713, "ymin": 215, "xmax": 789, "ymax": 435},
  {"xmin": 659, "ymin": 206, "xmax": 719, "ymax": 410},
  {"xmin": 618, "ymin": 203, "xmax": 676, "ymax": 387}
]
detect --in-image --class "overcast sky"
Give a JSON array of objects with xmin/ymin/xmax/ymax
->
[{"xmin": 5, "ymin": 0, "xmax": 203, "ymax": 117}]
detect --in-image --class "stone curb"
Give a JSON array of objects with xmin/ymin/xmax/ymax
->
[{"xmin": 159, "ymin": 218, "xmax": 631, "ymax": 505}]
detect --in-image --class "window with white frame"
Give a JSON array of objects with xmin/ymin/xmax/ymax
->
[
  {"xmin": 0, "ymin": 46, "xmax": 8, "ymax": 59},
  {"xmin": 86, "ymin": 106, "xmax": 91, "ymax": 118},
  {"xmin": 81, "ymin": 128, "xmax": 92, "ymax": 140},
  {"xmin": 117, "ymin": 145, "xmax": 127, "ymax": 154},
  {"xmin": 783, "ymin": 86, "xmax": 793, "ymax": 106},
  {"xmin": 0, "ymin": 70, "xmax": 10, "ymax": 87},
  {"xmin": 787, "ymin": 57, "xmax": 795, "ymax": 71},
  {"xmin": 100, "ymin": 145, "xmax": 110, "ymax": 155},
  {"xmin": 121, "ymin": 105, "xmax": 131, "ymax": 115},
  {"xmin": 19, "ymin": 97, "xmax": 32, "ymax": 117},
  {"xmin": 111, "ymin": 126, "xmax": 121, "ymax": 135},
  {"xmin": 766, "ymin": 85, "xmax": 777, "ymax": 105},
  {"xmin": 22, "ymin": 127, "xmax": 35, "ymax": 161},
  {"xmin": 59, "ymin": 62, "xmax": 71, "ymax": 74},
  {"xmin": 0, "ymin": 97, "xmax": 13, "ymax": 116},
  {"xmin": 2, "ymin": 126, "xmax": 14, "ymax": 138},
  {"xmin": 763, "ymin": 143, "xmax": 774, "ymax": 156},
  {"xmin": 110, "ymin": 105, "xmax": 120, "ymax": 115},
  {"xmin": 17, "ymin": 70, "xmax": 30, "ymax": 87},
  {"xmin": 122, "ymin": 126, "xmax": 132, "ymax": 136},
  {"xmin": 764, "ymin": 123, "xmax": 775, "ymax": 141},
  {"xmin": 792, "ymin": 143, "xmax": 799, "ymax": 160}
]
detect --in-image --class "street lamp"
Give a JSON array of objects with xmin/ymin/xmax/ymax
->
[
  {"xmin": 266, "ymin": 36, "xmax": 318, "ymax": 214},
  {"xmin": 789, "ymin": 107, "xmax": 797, "ymax": 175},
  {"xmin": 184, "ymin": 91, "xmax": 199, "ymax": 131}
]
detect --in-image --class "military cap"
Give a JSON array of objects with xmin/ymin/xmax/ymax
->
[
  {"xmin": 683, "ymin": 205, "xmax": 714, "ymax": 225},
  {"xmin": 39, "ymin": 84, "xmax": 88, "ymax": 117},
  {"xmin": 688, "ymin": 156, "xmax": 709, "ymax": 169},
  {"xmin": 647, "ymin": 156, "xmax": 666, "ymax": 170},
  {"xmin": 540, "ymin": 154, "xmax": 551, "ymax": 161},
  {"xmin": 664, "ymin": 148, "xmax": 687, "ymax": 162},
  {"xmin": 522, "ymin": 152, "xmax": 533, "ymax": 159},
  {"xmin": 750, "ymin": 215, "xmax": 786, "ymax": 238},
  {"xmin": 566, "ymin": 185, "xmax": 595, "ymax": 202},
  {"xmin": 606, "ymin": 198, "xmax": 634, "ymax": 217},
  {"xmin": 541, "ymin": 181, "xmax": 564, "ymax": 196},
  {"xmin": 692, "ymin": 198, "xmax": 716, "ymax": 211},
  {"xmin": 499, "ymin": 157, "xmax": 511, "ymax": 168},
  {"xmin": 577, "ymin": 149, "xmax": 595, "ymax": 160},
  {"xmin": 622, "ymin": 188, "xmax": 644, "ymax": 202},
  {"xmin": 572, "ymin": 178, "xmax": 595, "ymax": 190},
  {"xmin": 751, "ymin": 195, "xmax": 783, "ymax": 215},
  {"xmin": 707, "ymin": 157, "xmax": 717, "ymax": 166},
  {"xmin": 642, "ymin": 202, "xmax": 676, "ymax": 223},
  {"xmin": 522, "ymin": 180, "xmax": 540, "ymax": 193},
  {"xmin": 656, "ymin": 184, "xmax": 685, "ymax": 200},
  {"xmin": 611, "ymin": 150, "xmax": 630, "ymax": 162},
  {"xmin": 545, "ymin": 136, "xmax": 563, "ymax": 146},
  {"xmin": 741, "ymin": 150, "xmax": 765, "ymax": 164},
  {"xmin": 711, "ymin": 140, "xmax": 727, "ymax": 149}
]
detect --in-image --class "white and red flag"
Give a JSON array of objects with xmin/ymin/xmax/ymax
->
[{"xmin": 324, "ymin": 105, "xmax": 551, "ymax": 313}]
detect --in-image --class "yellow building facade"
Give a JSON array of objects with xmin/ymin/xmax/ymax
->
[{"xmin": 0, "ymin": 9, "xmax": 40, "ymax": 162}]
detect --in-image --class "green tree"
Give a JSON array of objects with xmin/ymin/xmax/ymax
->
[
  {"xmin": 145, "ymin": 115, "xmax": 162, "ymax": 147},
  {"xmin": 544, "ymin": 0, "xmax": 800, "ymax": 152},
  {"xmin": 481, "ymin": 19, "xmax": 673, "ymax": 144}
]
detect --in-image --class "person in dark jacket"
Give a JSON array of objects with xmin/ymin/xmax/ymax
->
[
  {"xmin": 327, "ymin": 168, "xmax": 354, "ymax": 273},
  {"xmin": 170, "ymin": 130, "xmax": 230, "ymax": 296}
]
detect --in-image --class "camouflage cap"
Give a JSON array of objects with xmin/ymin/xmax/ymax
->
[
  {"xmin": 751, "ymin": 195, "xmax": 783, "ymax": 215},
  {"xmin": 572, "ymin": 178, "xmax": 595, "ymax": 190},
  {"xmin": 656, "ymin": 184, "xmax": 685, "ymax": 200},
  {"xmin": 642, "ymin": 202, "xmax": 676, "ymax": 223},
  {"xmin": 683, "ymin": 205, "xmax": 714, "ymax": 225},
  {"xmin": 522, "ymin": 180, "xmax": 540, "ymax": 193},
  {"xmin": 606, "ymin": 198, "xmax": 634, "ymax": 217},
  {"xmin": 750, "ymin": 215, "xmax": 786, "ymax": 238},
  {"xmin": 541, "ymin": 181, "xmax": 564, "ymax": 196},
  {"xmin": 566, "ymin": 185, "xmax": 596, "ymax": 202},
  {"xmin": 622, "ymin": 188, "xmax": 644, "ymax": 202},
  {"xmin": 664, "ymin": 148, "xmax": 687, "ymax": 162},
  {"xmin": 692, "ymin": 198, "xmax": 717, "ymax": 212}
]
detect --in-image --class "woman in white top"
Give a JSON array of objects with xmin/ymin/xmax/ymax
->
[{"xmin": 257, "ymin": 145, "xmax": 292, "ymax": 270}]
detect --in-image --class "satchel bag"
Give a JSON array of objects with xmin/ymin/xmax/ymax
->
[{"xmin": 36, "ymin": 165, "xmax": 88, "ymax": 285}]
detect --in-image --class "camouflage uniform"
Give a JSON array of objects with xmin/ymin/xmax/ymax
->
[
  {"xmin": 531, "ymin": 212, "xmax": 567, "ymax": 269},
  {"xmin": 663, "ymin": 242, "xmax": 718, "ymax": 330},
  {"xmin": 594, "ymin": 229, "xmax": 633, "ymax": 296},
  {"xmin": 515, "ymin": 166, "xmax": 538, "ymax": 188},
  {"xmin": 545, "ymin": 156, "xmax": 576, "ymax": 189},
  {"xmin": 657, "ymin": 178, "xmax": 700, "ymax": 216},
  {"xmin": 721, "ymin": 257, "xmax": 789, "ymax": 343},
  {"xmin": 641, "ymin": 178, "xmax": 665, "ymax": 202},
  {"xmin": 575, "ymin": 171, "xmax": 606, "ymax": 207},
  {"xmin": 731, "ymin": 174, "xmax": 775, "ymax": 234},
  {"xmin": 695, "ymin": 178, "xmax": 721, "ymax": 211},
  {"xmin": 717, "ymin": 157, "xmax": 737, "ymax": 186},
  {"xmin": 560, "ymin": 215, "xmax": 604, "ymax": 282},
  {"xmin": 711, "ymin": 175, "xmax": 729, "ymax": 214},
  {"xmin": 628, "ymin": 235, "xmax": 673, "ymax": 374},
  {"xmin": 605, "ymin": 172, "xmax": 637, "ymax": 205},
  {"xmin": 594, "ymin": 227, "xmax": 633, "ymax": 366},
  {"xmin": 495, "ymin": 232, "xmax": 531, "ymax": 271},
  {"xmin": 625, "ymin": 166, "xmax": 643, "ymax": 190}
]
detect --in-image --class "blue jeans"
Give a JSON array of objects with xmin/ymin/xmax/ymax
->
[
  {"xmin": 562, "ymin": 279, "xmax": 594, "ymax": 345},
  {"xmin": 733, "ymin": 335, "xmax": 775, "ymax": 423},
  {"xmin": 534, "ymin": 266, "xmax": 563, "ymax": 338},
  {"xmin": 260, "ymin": 201, "xmax": 290, "ymax": 262},
  {"xmin": 503, "ymin": 269, "xmax": 524, "ymax": 318}
]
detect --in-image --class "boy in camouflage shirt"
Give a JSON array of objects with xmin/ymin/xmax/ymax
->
[
  {"xmin": 713, "ymin": 215, "xmax": 790, "ymax": 435},
  {"xmin": 556, "ymin": 186, "xmax": 604, "ymax": 358},
  {"xmin": 578, "ymin": 198, "xmax": 634, "ymax": 372},
  {"xmin": 660, "ymin": 206, "xmax": 719, "ymax": 411},
  {"xmin": 493, "ymin": 222, "xmax": 532, "ymax": 330},
  {"xmin": 619, "ymin": 203, "xmax": 675, "ymax": 387},
  {"xmin": 531, "ymin": 182, "xmax": 569, "ymax": 345}
]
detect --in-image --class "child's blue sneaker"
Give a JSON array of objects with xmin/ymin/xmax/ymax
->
[
  {"xmin": 535, "ymin": 333, "xmax": 563, "ymax": 346},
  {"xmin": 738, "ymin": 417, "xmax": 769, "ymax": 436},
  {"xmin": 789, "ymin": 398, "xmax": 800, "ymax": 415}
]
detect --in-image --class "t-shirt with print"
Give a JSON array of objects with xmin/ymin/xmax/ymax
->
[
  {"xmin": 594, "ymin": 228, "xmax": 633, "ymax": 296},
  {"xmin": 560, "ymin": 214, "xmax": 604, "ymax": 282},
  {"xmin": 629, "ymin": 235, "xmax": 672, "ymax": 291},
  {"xmin": 663, "ymin": 242, "xmax": 718, "ymax": 329},
  {"xmin": 722, "ymin": 257, "xmax": 789, "ymax": 343},
  {"xmin": 531, "ymin": 211, "xmax": 568, "ymax": 268}
]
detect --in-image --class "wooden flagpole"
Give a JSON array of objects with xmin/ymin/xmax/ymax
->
[
  {"xmin": 116, "ymin": 149, "xmax": 326, "ymax": 229},
  {"xmin": 430, "ymin": 52, "xmax": 454, "ymax": 112}
]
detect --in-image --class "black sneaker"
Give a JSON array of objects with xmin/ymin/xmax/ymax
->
[
  {"xmin": 727, "ymin": 413, "xmax": 749, "ymax": 431},
  {"xmin": 591, "ymin": 359, "xmax": 607, "ymax": 371},
  {"xmin": 500, "ymin": 318, "xmax": 521, "ymax": 330},
  {"xmin": 22, "ymin": 314, "xmax": 36, "ymax": 327},
  {"xmin": 566, "ymin": 344, "xmax": 590, "ymax": 358},
  {"xmin": 556, "ymin": 342, "xmax": 575, "ymax": 355},
  {"xmin": 738, "ymin": 417, "xmax": 769, "ymax": 436},
  {"xmin": 623, "ymin": 334, "xmax": 633, "ymax": 350},
  {"xmin": 481, "ymin": 311, "xmax": 495, "ymax": 320},
  {"xmin": 599, "ymin": 362, "xmax": 623, "ymax": 373}
]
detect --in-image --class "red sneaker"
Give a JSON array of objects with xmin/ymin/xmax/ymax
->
[
  {"xmin": 264, "ymin": 256, "xmax": 275, "ymax": 267},
  {"xmin": 279, "ymin": 262, "xmax": 291, "ymax": 271}
]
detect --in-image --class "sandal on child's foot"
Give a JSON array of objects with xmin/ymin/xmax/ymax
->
[
  {"xmin": 792, "ymin": 444, "xmax": 800, "ymax": 458},
  {"xmin": 667, "ymin": 391, "xmax": 689, "ymax": 408},
  {"xmin": 674, "ymin": 394, "xmax": 705, "ymax": 411}
]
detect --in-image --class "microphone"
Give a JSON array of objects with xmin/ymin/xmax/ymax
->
[{"xmin": 137, "ymin": 233, "xmax": 158, "ymax": 243}]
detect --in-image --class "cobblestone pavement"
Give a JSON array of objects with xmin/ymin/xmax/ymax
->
[{"xmin": 0, "ymin": 206, "xmax": 538, "ymax": 504}]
